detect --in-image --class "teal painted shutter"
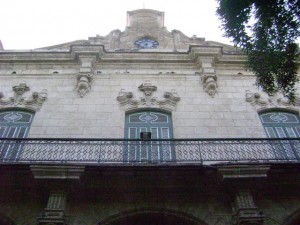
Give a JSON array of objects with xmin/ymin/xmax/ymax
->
[
  {"xmin": 0, "ymin": 111, "xmax": 34, "ymax": 161},
  {"xmin": 260, "ymin": 111, "xmax": 300, "ymax": 159},
  {"xmin": 260, "ymin": 112, "xmax": 300, "ymax": 138}
]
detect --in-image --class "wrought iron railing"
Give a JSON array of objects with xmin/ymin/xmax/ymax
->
[{"xmin": 0, "ymin": 138, "xmax": 300, "ymax": 165}]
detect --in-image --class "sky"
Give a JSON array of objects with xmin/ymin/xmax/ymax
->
[{"xmin": 0, "ymin": 0, "xmax": 233, "ymax": 50}]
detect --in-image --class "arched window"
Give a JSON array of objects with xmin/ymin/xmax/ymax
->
[
  {"xmin": 0, "ymin": 110, "xmax": 34, "ymax": 161},
  {"xmin": 125, "ymin": 111, "xmax": 174, "ymax": 162},
  {"xmin": 259, "ymin": 111, "xmax": 300, "ymax": 138}
]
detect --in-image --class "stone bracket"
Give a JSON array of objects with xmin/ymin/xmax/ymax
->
[
  {"xmin": 196, "ymin": 57, "xmax": 218, "ymax": 97},
  {"xmin": 0, "ymin": 83, "xmax": 47, "ymax": 111},
  {"xmin": 75, "ymin": 54, "xmax": 98, "ymax": 97},
  {"xmin": 201, "ymin": 74, "xmax": 217, "ymax": 97},
  {"xmin": 77, "ymin": 73, "xmax": 93, "ymax": 97}
]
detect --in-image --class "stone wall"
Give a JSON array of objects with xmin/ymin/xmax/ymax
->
[{"xmin": 0, "ymin": 70, "xmax": 268, "ymax": 138}]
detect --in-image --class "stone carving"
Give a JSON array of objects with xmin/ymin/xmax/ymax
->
[
  {"xmin": 74, "ymin": 54, "xmax": 97, "ymax": 97},
  {"xmin": 138, "ymin": 81, "xmax": 158, "ymax": 106},
  {"xmin": 202, "ymin": 74, "xmax": 218, "ymax": 97},
  {"xmin": 232, "ymin": 191, "xmax": 264, "ymax": 225},
  {"xmin": 195, "ymin": 56, "xmax": 218, "ymax": 97},
  {"xmin": 38, "ymin": 192, "xmax": 67, "ymax": 225},
  {"xmin": 117, "ymin": 80, "xmax": 180, "ymax": 111},
  {"xmin": 0, "ymin": 83, "xmax": 47, "ymax": 111},
  {"xmin": 77, "ymin": 74, "xmax": 93, "ymax": 97},
  {"xmin": 246, "ymin": 90, "xmax": 300, "ymax": 112}
]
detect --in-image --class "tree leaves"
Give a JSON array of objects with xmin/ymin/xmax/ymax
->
[{"xmin": 217, "ymin": 0, "xmax": 300, "ymax": 101}]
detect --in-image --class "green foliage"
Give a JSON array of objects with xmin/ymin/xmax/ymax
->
[{"xmin": 217, "ymin": 0, "xmax": 300, "ymax": 101}]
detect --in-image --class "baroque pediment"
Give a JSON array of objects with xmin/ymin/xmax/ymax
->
[
  {"xmin": 245, "ymin": 90, "xmax": 300, "ymax": 112},
  {"xmin": 0, "ymin": 83, "xmax": 47, "ymax": 111},
  {"xmin": 117, "ymin": 80, "xmax": 180, "ymax": 111},
  {"xmin": 35, "ymin": 9, "xmax": 240, "ymax": 54}
]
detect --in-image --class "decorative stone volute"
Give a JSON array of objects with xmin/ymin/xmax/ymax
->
[
  {"xmin": 117, "ymin": 81, "xmax": 180, "ymax": 111},
  {"xmin": 0, "ymin": 83, "xmax": 47, "ymax": 111},
  {"xmin": 245, "ymin": 90, "xmax": 300, "ymax": 112}
]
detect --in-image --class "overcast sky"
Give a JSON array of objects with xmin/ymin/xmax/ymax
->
[{"xmin": 1, "ymin": 0, "xmax": 234, "ymax": 50}]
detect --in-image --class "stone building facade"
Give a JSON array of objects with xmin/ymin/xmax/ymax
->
[{"xmin": 0, "ymin": 9, "xmax": 300, "ymax": 225}]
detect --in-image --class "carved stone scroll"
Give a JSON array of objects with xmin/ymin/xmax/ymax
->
[
  {"xmin": 117, "ymin": 80, "xmax": 180, "ymax": 111},
  {"xmin": 0, "ymin": 83, "xmax": 47, "ymax": 111},
  {"xmin": 245, "ymin": 90, "xmax": 300, "ymax": 112}
]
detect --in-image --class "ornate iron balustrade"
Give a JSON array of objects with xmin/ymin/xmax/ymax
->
[{"xmin": 0, "ymin": 138, "xmax": 300, "ymax": 164}]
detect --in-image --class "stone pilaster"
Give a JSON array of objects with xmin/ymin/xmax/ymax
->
[
  {"xmin": 232, "ymin": 191, "xmax": 264, "ymax": 225},
  {"xmin": 38, "ymin": 192, "xmax": 67, "ymax": 225}
]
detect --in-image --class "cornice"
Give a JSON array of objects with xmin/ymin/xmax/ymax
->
[{"xmin": 0, "ymin": 44, "xmax": 251, "ymax": 65}]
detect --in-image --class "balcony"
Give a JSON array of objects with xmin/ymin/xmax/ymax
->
[{"xmin": 1, "ymin": 138, "xmax": 300, "ymax": 165}]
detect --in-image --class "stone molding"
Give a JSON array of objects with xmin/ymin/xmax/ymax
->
[
  {"xmin": 30, "ymin": 165, "xmax": 85, "ymax": 179},
  {"xmin": 117, "ymin": 80, "xmax": 180, "ymax": 111},
  {"xmin": 0, "ymin": 83, "xmax": 47, "ymax": 111},
  {"xmin": 245, "ymin": 90, "xmax": 300, "ymax": 112},
  {"xmin": 218, "ymin": 165, "xmax": 270, "ymax": 179}
]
